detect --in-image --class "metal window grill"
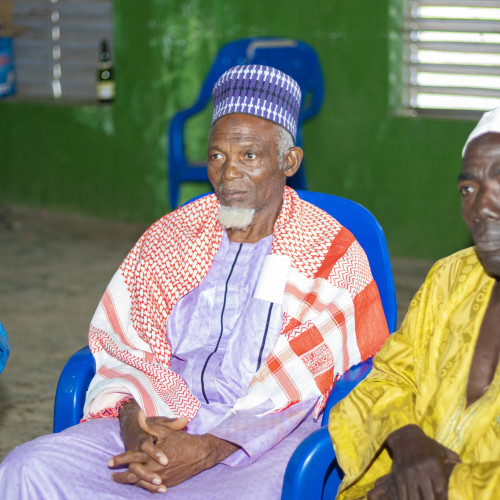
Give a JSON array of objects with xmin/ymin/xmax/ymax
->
[
  {"xmin": 403, "ymin": 0, "xmax": 500, "ymax": 115},
  {"xmin": 12, "ymin": 0, "xmax": 112, "ymax": 101}
]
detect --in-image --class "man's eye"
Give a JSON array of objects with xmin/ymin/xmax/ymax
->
[
  {"xmin": 245, "ymin": 153, "xmax": 257, "ymax": 159},
  {"xmin": 210, "ymin": 153, "xmax": 223, "ymax": 160},
  {"xmin": 459, "ymin": 185, "xmax": 473, "ymax": 196}
]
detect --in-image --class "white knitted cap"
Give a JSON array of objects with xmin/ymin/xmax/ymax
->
[{"xmin": 463, "ymin": 106, "xmax": 500, "ymax": 157}]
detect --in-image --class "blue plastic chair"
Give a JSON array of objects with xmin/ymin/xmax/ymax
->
[
  {"xmin": 281, "ymin": 359, "xmax": 375, "ymax": 500},
  {"xmin": 167, "ymin": 37, "xmax": 324, "ymax": 208},
  {"xmin": 295, "ymin": 191, "xmax": 396, "ymax": 331},
  {"xmin": 53, "ymin": 190, "xmax": 397, "ymax": 500},
  {"xmin": 279, "ymin": 193, "xmax": 397, "ymax": 500},
  {"xmin": 0, "ymin": 322, "xmax": 10, "ymax": 373},
  {"xmin": 53, "ymin": 344, "xmax": 96, "ymax": 432}
]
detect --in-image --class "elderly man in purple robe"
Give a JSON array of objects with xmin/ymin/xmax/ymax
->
[{"xmin": 0, "ymin": 65, "xmax": 389, "ymax": 499}]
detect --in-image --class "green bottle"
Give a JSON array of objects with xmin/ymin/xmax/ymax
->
[{"xmin": 96, "ymin": 39, "xmax": 115, "ymax": 102}]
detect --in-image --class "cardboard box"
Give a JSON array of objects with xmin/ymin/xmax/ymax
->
[{"xmin": 0, "ymin": 2, "xmax": 27, "ymax": 98}]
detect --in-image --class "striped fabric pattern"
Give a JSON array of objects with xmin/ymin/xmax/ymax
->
[{"xmin": 211, "ymin": 65, "xmax": 302, "ymax": 139}]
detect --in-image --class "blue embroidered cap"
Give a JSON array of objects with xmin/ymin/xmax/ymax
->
[{"xmin": 211, "ymin": 64, "xmax": 302, "ymax": 140}]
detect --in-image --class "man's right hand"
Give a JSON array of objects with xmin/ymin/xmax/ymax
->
[
  {"xmin": 381, "ymin": 424, "xmax": 460, "ymax": 500},
  {"xmin": 108, "ymin": 399, "xmax": 188, "ymax": 493},
  {"xmin": 108, "ymin": 399, "xmax": 238, "ymax": 493}
]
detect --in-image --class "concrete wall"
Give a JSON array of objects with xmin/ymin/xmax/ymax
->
[{"xmin": 0, "ymin": 0, "xmax": 475, "ymax": 258}]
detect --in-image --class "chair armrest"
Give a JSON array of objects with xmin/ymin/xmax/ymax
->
[
  {"xmin": 281, "ymin": 426, "xmax": 341, "ymax": 500},
  {"xmin": 321, "ymin": 358, "xmax": 373, "ymax": 426},
  {"xmin": 0, "ymin": 322, "xmax": 10, "ymax": 373},
  {"xmin": 281, "ymin": 360, "xmax": 374, "ymax": 499},
  {"xmin": 53, "ymin": 345, "xmax": 96, "ymax": 433}
]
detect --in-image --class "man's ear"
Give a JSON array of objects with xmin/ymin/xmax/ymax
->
[{"xmin": 283, "ymin": 147, "xmax": 303, "ymax": 178}]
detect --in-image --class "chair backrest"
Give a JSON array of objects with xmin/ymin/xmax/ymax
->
[
  {"xmin": 295, "ymin": 190, "xmax": 396, "ymax": 332},
  {"xmin": 281, "ymin": 192, "xmax": 396, "ymax": 500},
  {"xmin": 167, "ymin": 37, "xmax": 324, "ymax": 207}
]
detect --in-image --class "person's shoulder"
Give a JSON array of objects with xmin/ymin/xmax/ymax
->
[
  {"xmin": 150, "ymin": 193, "xmax": 219, "ymax": 229},
  {"xmin": 291, "ymin": 189, "xmax": 344, "ymax": 234},
  {"xmin": 426, "ymin": 246, "xmax": 484, "ymax": 289},
  {"xmin": 130, "ymin": 194, "xmax": 219, "ymax": 250},
  {"xmin": 432, "ymin": 246, "xmax": 479, "ymax": 271}
]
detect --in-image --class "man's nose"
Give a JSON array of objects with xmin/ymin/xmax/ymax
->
[
  {"xmin": 474, "ymin": 186, "xmax": 500, "ymax": 220},
  {"xmin": 222, "ymin": 156, "xmax": 243, "ymax": 180}
]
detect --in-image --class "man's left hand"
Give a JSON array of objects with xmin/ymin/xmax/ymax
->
[
  {"xmin": 109, "ymin": 410, "xmax": 238, "ymax": 492},
  {"xmin": 382, "ymin": 424, "xmax": 460, "ymax": 500},
  {"xmin": 368, "ymin": 474, "xmax": 398, "ymax": 500}
]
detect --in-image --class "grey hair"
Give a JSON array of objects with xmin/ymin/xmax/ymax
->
[
  {"xmin": 208, "ymin": 117, "xmax": 294, "ymax": 170},
  {"xmin": 276, "ymin": 126, "xmax": 295, "ymax": 169}
]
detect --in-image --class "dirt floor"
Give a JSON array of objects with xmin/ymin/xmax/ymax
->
[{"xmin": 0, "ymin": 204, "xmax": 433, "ymax": 461}]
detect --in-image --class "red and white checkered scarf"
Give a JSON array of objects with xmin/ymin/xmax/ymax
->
[{"xmin": 85, "ymin": 187, "xmax": 388, "ymax": 421}]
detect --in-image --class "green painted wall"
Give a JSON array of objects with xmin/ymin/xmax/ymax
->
[{"xmin": 0, "ymin": 0, "xmax": 475, "ymax": 259}]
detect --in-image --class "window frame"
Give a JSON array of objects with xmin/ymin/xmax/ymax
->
[
  {"xmin": 9, "ymin": 0, "xmax": 113, "ymax": 103},
  {"xmin": 390, "ymin": 0, "xmax": 500, "ymax": 120}
]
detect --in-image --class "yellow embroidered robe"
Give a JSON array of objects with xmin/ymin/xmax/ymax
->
[{"xmin": 329, "ymin": 247, "xmax": 500, "ymax": 499}]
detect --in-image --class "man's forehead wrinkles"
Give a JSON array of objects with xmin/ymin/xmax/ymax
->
[
  {"xmin": 461, "ymin": 154, "xmax": 500, "ymax": 178},
  {"xmin": 209, "ymin": 133, "xmax": 267, "ymax": 147}
]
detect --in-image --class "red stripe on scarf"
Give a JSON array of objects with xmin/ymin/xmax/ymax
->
[
  {"xmin": 102, "ymin": 290, "xmax": 128, "ymax": 344},
  {"xmin": 282, "ymin": 316, "xmax": 301, "ymax": 336},
  {"xmin": 288, "ymin": 323, "xmax": 344, "ymax": 393},
  {"xmin": 314, "ymin": 227, "xmax": 356, "ymax": 280},
  {"xmin": 98, "ymin": 365, "xmax": 158, "ymax": 416},
  {"xmin": 289, "ymin": 323, "xmax": 323, "ymax": 354},
  {"xmin": 266, "ymin": 352, "xmax": 301, "ymax": 404},
  {"xmin": 101, "ymin": 290, "xmax": 156, "ymax": 364},
  {"xmin": 353, "ymin": 280, "xmax": 390, "ymax": 359}
]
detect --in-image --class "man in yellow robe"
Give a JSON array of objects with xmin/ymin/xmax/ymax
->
[{"xmin": 329, "ymin": 106, "xmax": 500, "ymax": 500}]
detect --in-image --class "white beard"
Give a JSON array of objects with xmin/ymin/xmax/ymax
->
[{"xmin": 218, "ymin": 205, "xmax": 256, "ymax": 230}]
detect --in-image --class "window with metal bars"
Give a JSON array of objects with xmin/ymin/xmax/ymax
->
[
  {"xmin": 399, "ymin": 0, "xmax": 500, "ymax": 117},
  {"xmin": 11, "ymin": 0, "xmax": 112, "ymax": 101}
]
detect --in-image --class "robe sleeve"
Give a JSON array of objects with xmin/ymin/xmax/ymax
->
[
  {"xmin": 448, "ymin": 462, "xmax": 500, "ymax": 499},
  {"xmin": 83, "ymin": 224, "xmax": 201, "ymax": 422},
  {"xmin": 209, "ymin": 397, "xmax": 317, "ymax": 466},
  {"xmin": 329, "ymin": 260, "xmax": 441, "ymax": 498},
  {"xmin": 83, "ymin": 267, "xmax": 200, "ymax": 420}
]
